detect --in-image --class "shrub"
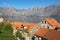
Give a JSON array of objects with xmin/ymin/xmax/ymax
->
[{"xmin": 16, "ymin": 31, "xmax": 22, "ymax": 40}]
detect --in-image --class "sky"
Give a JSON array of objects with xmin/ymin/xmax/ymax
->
[{"xmin": 0, "ymin": 0, "xmax": 60, "ymax": 9}]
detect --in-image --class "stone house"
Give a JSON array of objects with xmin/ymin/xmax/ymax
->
[
  {"xmin": 31, "ymin": 18, "xmax": 60, "ymax": 40},
  {"xmin": 34, "ymin": 28, "xmax": 60, "ymax": 40},
  {"xmin": 12, "ymin": 21, "xmax": 37, "ymax": 40},
  {"xmin": 37, "ymin": 18, "xmax": 60, "ymax": 29}
]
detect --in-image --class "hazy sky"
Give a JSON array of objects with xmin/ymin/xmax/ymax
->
[{"xmin": 0, "ymin": 0, "xmax": 60, "ymax": 9}]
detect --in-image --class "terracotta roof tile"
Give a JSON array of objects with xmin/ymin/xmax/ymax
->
[
  {"xmin": 58, "ymin": 23, "xmax": 60, "ymax": 26},
  {"xmin": 35, "ymin": 28, "xmax": 60, "ymax": 40},
  {"xmin": 35, "ymin": 28, "xmax": 48, "ymax": 37},
  {"xmin": 44, "ymin": 18, "xmax": 60, "ymax": 29},
  {"xmin": 12, "ymin": 21, "xmax": 36, "ymax": 31}
]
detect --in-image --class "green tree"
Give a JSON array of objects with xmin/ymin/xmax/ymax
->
[
  {"xmin": 2, "ymin": 23, "xmax": 13, "ymax": 35},
  {"xmin": 16, "ymin": 31, "xmax": 22, "ymax": 40},
  {"xmin": 0, "ymin": 22, "xmax": 16, "ymax": 40},
  {"xmin": 0, "ymin": 22, "xmax": 4, "ymax": 33},
  {"xmin": 22, "ymin": 29, "xmax": 30, "ymax": 36}
]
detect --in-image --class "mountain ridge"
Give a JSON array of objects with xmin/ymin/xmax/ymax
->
[{"xmin": 0, "ymin": 4, "xmax": 60, "ymax": 23}]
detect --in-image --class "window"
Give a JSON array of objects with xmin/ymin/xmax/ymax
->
[
  {"xmin": 42, "ymin": 21, "xmax": 43, "ymax": 23},
  {"xmin": 38, "ymin": 37, "xmax": 41, "ymax": 40},
  {"xmin": 32, "ymin": 36, "xmax": 35, "ymax": 40},
  {"xmin": 47, "ymin": 26, "xmax": 49, "ymax": 28},
  {"xmin": 55, "ymin": 27, "xmax": 60, "ymax": 31},
  {"xmin": 22, "ymin": 37, "xmax": 25, "ymax": 40},
  {"xmin": 21, "ymin": 24, "xmax": 25, "ymax": 29},
  {"xmin": 45, "ymin": 21, "xmax": 46, "ymax": 24}
]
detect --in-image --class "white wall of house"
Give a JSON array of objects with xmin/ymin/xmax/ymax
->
[
  {"xmin": 13, "ymin": 29, "xmax": 18, "ymax": 36},
  {"xmin": 34, "ymin": 36, "xmax": 38, "ymax": 40},
  {"xmin": 24, "ymin": 33, "xmax": 30, "ymax": 40},
  {"xmin": 37, "ymin": 20, "xmax": 52, "ymax": 29},
  {"xmin": 0, "ymin": 18, "xmax": 3, "ymax": 22}
]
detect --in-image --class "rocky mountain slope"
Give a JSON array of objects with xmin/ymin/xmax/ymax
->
[{"xmin": 0, "ymin": 4, "xmax": 60, "ymax": 23}]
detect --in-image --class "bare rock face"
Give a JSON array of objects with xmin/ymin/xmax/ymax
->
[{"xmin": 0, "ymin": 4, "xmax": 60, "ymax": 23}]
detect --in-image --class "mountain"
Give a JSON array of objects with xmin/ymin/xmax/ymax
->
[{"xmin": 0, "ymin": 4, "xmax": 60, "ymax": 23}]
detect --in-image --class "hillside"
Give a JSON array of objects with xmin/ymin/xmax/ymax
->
[{"xmin": 0, "ymin": 4, "xmax": 60, "ymax": 22}]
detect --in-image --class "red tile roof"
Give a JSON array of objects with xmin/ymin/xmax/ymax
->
[
  {"xmin": 44, "ymin": 18, "xmax": 60, "ymax": 29},
  {"xmin": 58, "ymin": 23, "xmax": 60, "ymax": 27},
  {"xmin": 35, "ymin": 28, "xmax": 48, "ymax": 37},
  {"xmin": 12, "ymin": 21, "xmax": 36, "ymax": 31},
  {"xmin": 35, "ymin": 28, "xmax": 60, "ymax": 40}
]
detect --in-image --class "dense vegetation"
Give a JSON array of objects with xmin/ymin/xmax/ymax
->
[
  {"xmin": 16, "ymin": 31, "xmax": 22, "ymax": 40},
  {"xmin": 0, "ymin": 22, "xmax": 16, "ymax": 40},
  {"xmin": 0, "ymin": 22, "xmax": 30, "ymax": 40}
]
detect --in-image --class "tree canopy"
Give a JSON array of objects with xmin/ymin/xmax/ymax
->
[{"xmin": 0, "ymin": 22, "xmax": 16, "ymax": 40}]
